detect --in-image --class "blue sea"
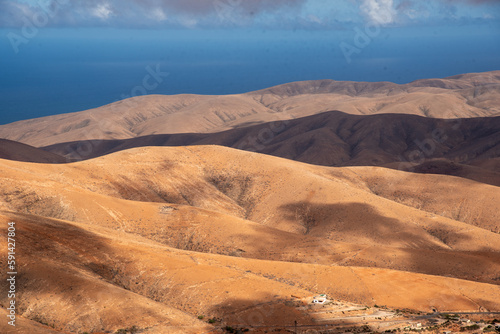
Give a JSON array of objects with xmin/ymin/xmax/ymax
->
[{"xmin": 0, "ymin": 26, "xmax": 499, "ymax": 125}]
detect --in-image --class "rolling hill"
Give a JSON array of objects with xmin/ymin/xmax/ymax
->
[
  {"xmin": 2, "ymin": 210, "xmax": 499, "ymax": 334},
  {"xmin": 1, "ymin": 71, "xmax": 499, "ymax": 333},
  {"xmin": 42, "ymin": 111, "xmax": 500, "ymax": 188},
  {"xmin": 1, "ymin": 146, "xmax": 499, "ymax": 279},
  {"xmin": 0, "ymin": 71, "xmax": 499, "ymax": 148},
  {"xmin": 1, "ymin": 145, "xmax": 500, "ymax": 333}
]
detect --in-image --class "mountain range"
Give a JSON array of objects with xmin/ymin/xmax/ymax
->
[
  {"xmin": 0, "ymin": 71, "xmax": 498, "ymax": 148},
  {"xmin": 0, "ymin": 72, "xmax": 499, "ymax": 333}
]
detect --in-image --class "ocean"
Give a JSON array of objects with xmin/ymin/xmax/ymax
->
[{"xmin": 0, "ymin": 27, "xmax": 499, "ymax": 125}]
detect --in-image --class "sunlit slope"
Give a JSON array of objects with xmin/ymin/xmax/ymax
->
[
  {"xmin": 1, "ymin": 71, "xmax": 498, "ymax": 147},
  {"xmin": 1, "ymin": 211, "xmax": 499, "ymax": 333},
  {"xmin": 0, "ymin": 146, "xmax": 499, "ymax": 285},
  {"xmin": 351, "ymin": 165, "xmax": 500, "ymax": 233}
]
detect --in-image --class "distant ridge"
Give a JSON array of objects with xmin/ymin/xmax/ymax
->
[
  {"xmin": 0, "ymin": 71, "xmax": 499, "ymax": 148},
  {"xmin": 41, "ymin": 111, "xmax": 500, "ymax": 184}
]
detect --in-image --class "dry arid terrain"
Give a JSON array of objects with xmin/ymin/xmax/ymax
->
[
  {"xmin": 42, "ymin": 111, "xmax": 500, "ymax": 186},
  {"xmin": 0, "ymin": 72, "xmax": 499, "ymax": 333},
  {"xmin": 0, "ymin": 71, "xmax": 498, "ymax": 148},
  {"xmin": 0, "ymin": 139, "xmax": 67, "ymax": 164}
]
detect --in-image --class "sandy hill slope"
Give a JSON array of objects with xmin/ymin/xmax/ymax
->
[
  {"xmin": 1, "ymin": 211, "xmax": 499, "ymax": 334},
  {"xmin": 0, "ymin": 71, "xmax": 499, "ymax": 147},
  {"xmin": 0, "ymin": 139, "xmax": 66, "ymax": 163},
  {"xmin": 42, "ymin": 111, "xmax": 500, "ymax": 185},
  {"xmin": 349, "ymin": 165, "xmax": 500, "ymax": 233},
  {"xmin": 1, "ymin": 145, "xmax": 500, "ymax": 333},
  {"xmin": 1, "ymin": 146, "xmax": 499, "ymax": 283}
]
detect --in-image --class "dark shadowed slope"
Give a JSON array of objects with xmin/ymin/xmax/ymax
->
[
  {"xmin": 0, "ymin": 139, "xmax": 67, "ymax": 163},
  {"xmin": 42, "ymin": 111, "xmax": 500, "ymax": 186},
  {"xmin": 384, "ymin": 159, "xmax": 500, "ymax": 188}
]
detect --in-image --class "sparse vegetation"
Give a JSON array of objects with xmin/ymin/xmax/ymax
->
[
  {"xmin": 294, "ymin": 203, "xmax": 317, "ymax": 234},
  {"xmin": 115, "ymin": 326, "xmax": 140, "ymax": 334},
  {"xmin": 174, "ymin": 229, "xmax": 210, "ymax": 252},
  {"xmin": 204, "ymin": 169, "xmax": 255, "ymax": 217},
  {"xmin": 441, "ymin": 313, "xmax": 460, "ymax": 321},
  {"xmin": 450, "ymin": 198, "xmax": 482, "ymax": 225},
  {"xmin": 228, "ymin": 249, "xmax": 245, "ymax": 257},
  {"xmin": 360, "ymin": 325, "xmax": 371, "ymax": 332},
  {"xmin": 483, "ymin": 325, "xmax": 495, "ymax": 332},
  {"xmin": 389, "ymin": 190, "xmax": 426, "ymax": 210},
  {"xmin": 419, "ymin": 105, "xmax": 431, "ymax": 117},
  {"xmin": 460, "ymin": 324, "xmax": 480, "ymax": 331},
  {"xmin": 31, "ymin": 315, "xmax": 51, "ymax": 327}
]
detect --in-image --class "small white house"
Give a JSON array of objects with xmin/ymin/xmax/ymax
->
[{"xmin": 312, "ymin": 294, "xmax": 328, "ymax": 304}]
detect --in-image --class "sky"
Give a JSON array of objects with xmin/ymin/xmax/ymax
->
[{"xmin": 0, "ymin": 0, "xmax": 499, "ymax": 124}]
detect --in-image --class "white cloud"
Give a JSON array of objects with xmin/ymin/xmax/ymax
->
[
  {"xmin": 92, "ymin": 3, "xmax": 113, "ymax": 20},
  {"xmin": 150, "ymin": 7, "xmax": 167, "ymax": 22},
  {"xmin": 1, "ymin": 0, "xmax": 498, "ymax": 29},
  {"xmin": 11, "ymin": 1, "xmax": 33, "ymax": 17},
  {"xmin": 360, "ymin": 0, "xmax": 396, "ymax": 25}
]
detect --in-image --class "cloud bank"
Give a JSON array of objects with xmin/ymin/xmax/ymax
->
[
  {"xmin": 0, "ymin": 0, "xmax": 308, "ymax": 28},
  {"xmin": 360, "ymin": 0, "xmax": 396, "ymax": 25},
  {"xmin": 0, "ymin": 0, "xmax": 498, "ymax": 29}
]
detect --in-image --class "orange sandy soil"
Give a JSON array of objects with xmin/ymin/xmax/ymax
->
[
  {"xmin": 0, "ymin": 145, "xmax": 499, "ymax": 333},
  {"xmin": 0, "ymin": 211, "xmax": 499, "ymax": 333}
]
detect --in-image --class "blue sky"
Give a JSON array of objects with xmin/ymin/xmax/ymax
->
[{"xmin": 0, "ymin": 0, "xmax": 499, "ymax": 124}]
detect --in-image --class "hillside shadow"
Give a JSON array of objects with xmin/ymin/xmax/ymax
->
[
  {"xmin": 0, "ymin": 209, "xmax": 121, "ymax": 284},
  {"xmin": 274, "ymin": 201, "xmax": 500, "ymax": 284},
  {"xmin": 0, "ymin": 211, "xmax": 150, "ymax": 333},
  {"xmin": 205, "ymin": 293, "xmax": 500, "ymax": 332},
  {"xmin": 394, "ymin": 159, "xmax": 500, "ymax": 188},
  {"xmin": 205, "ymin": 292, "xmax": 378, "ymax": 333},
  {"xmin": 277, "ymin": 201, "xmax": 473, "ymax": 248}
]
